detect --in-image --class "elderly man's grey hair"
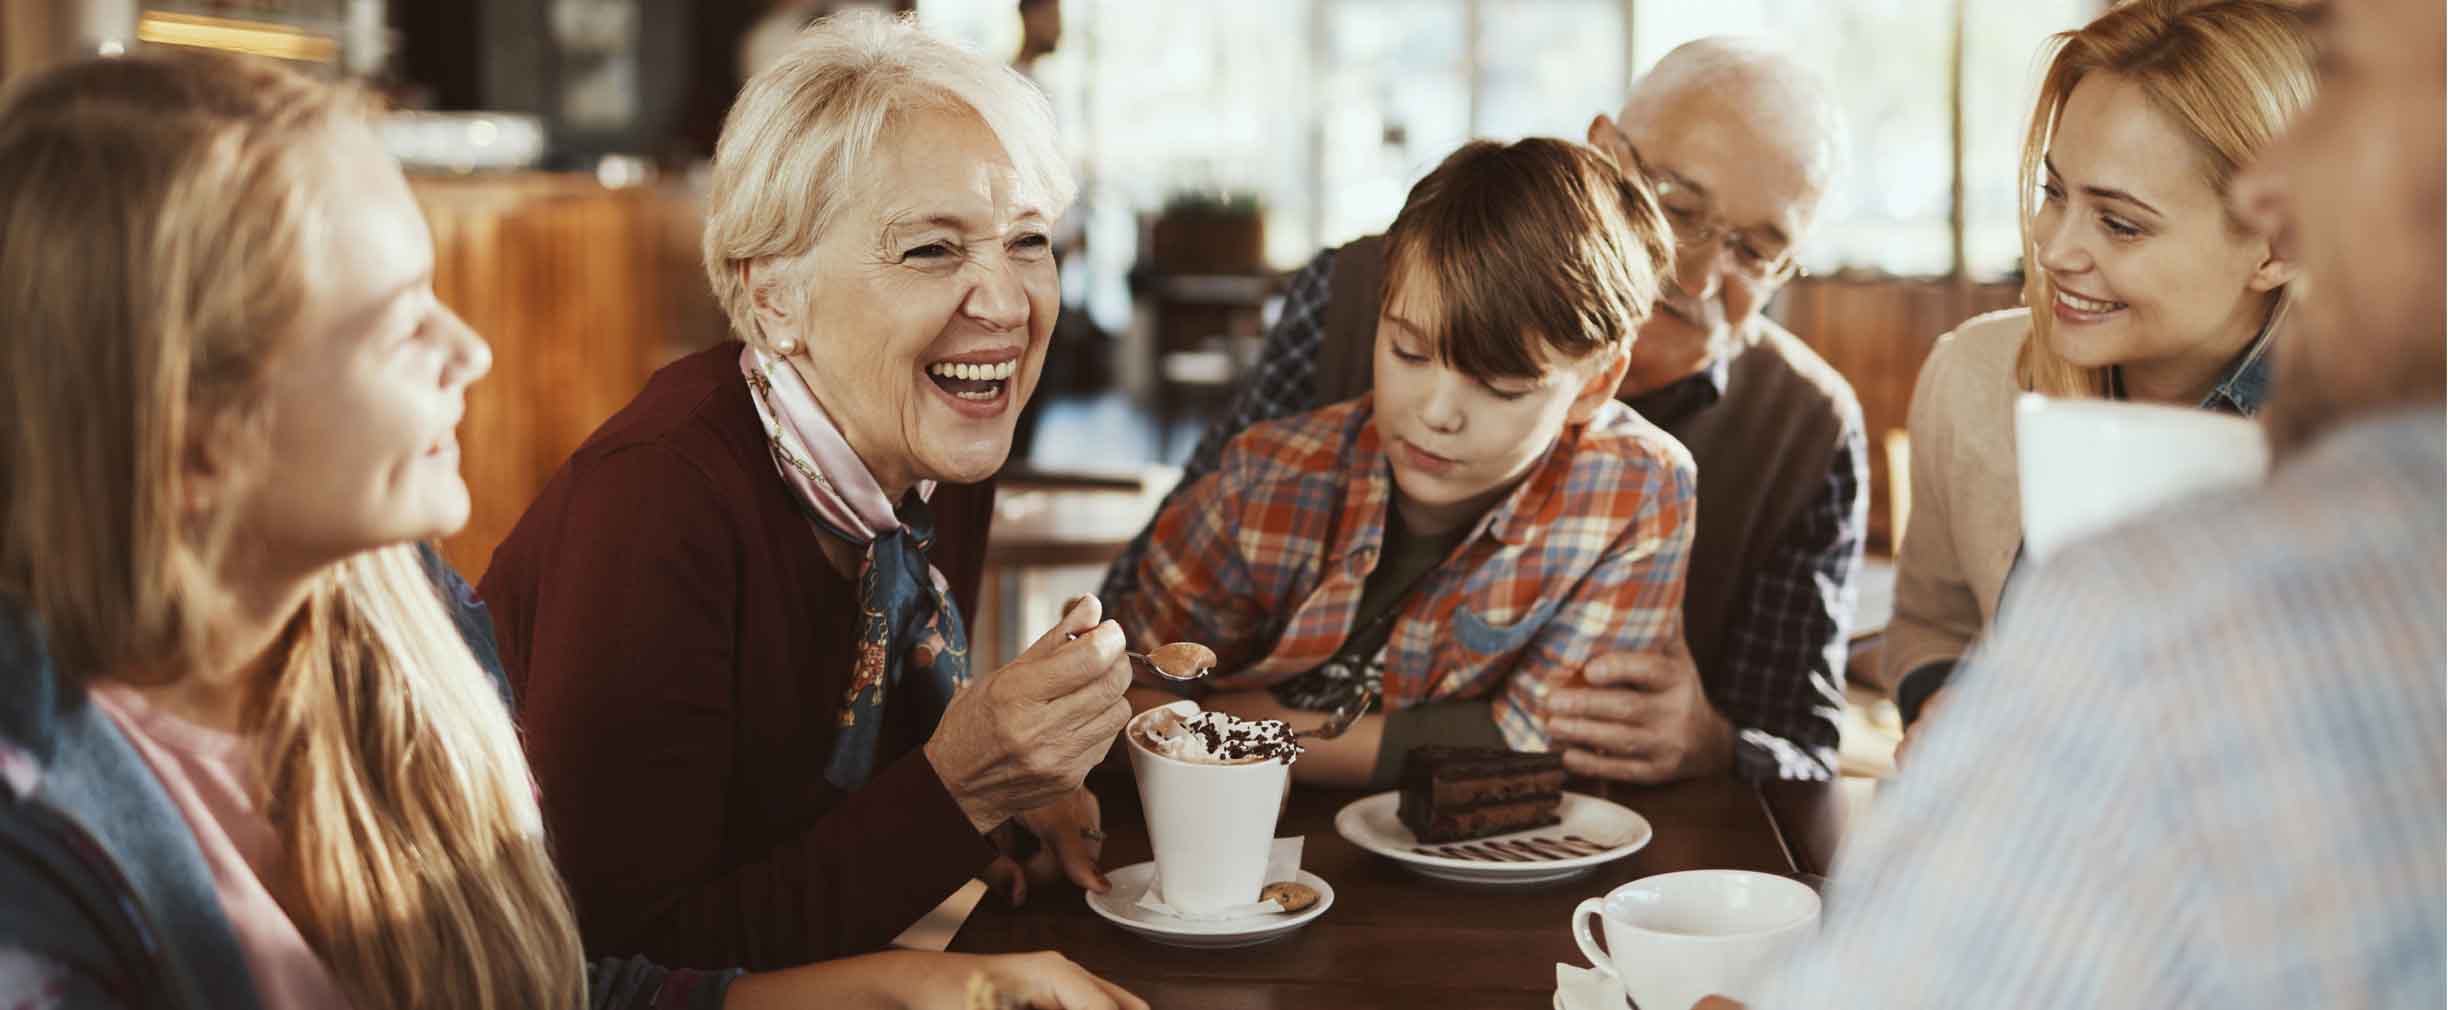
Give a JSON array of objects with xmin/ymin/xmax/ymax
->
[
  {"xmin": 702, "ymin": 10, "xmax": 1077, "ymax": 346},
  {"xmin": 1619, "ymin": 37, "xmax": 1849, "ymax": 190}
]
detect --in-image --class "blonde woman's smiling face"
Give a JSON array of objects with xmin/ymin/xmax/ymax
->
[{"xmin": 2032, "ymin": 71, "xmax": 2289, "ymax": 400}]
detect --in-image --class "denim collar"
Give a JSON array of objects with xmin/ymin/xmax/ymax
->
[
  {"xmin": 2111, "ymin": 319, "xmax": 2277, "ymax": 417},
  {"xmin": 2205, "ymin": 330, "xmax": 2275, "ymax": 416}
]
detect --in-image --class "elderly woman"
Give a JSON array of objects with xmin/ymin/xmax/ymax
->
[{"xmin": 480, "ymin": 13, "xmax": 1131, "ymax": 969}]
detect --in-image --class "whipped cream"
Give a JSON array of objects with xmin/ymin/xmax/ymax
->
[{"xmin": 1136, "ymin": 708, "xmax": 1304, "ymax": 766}]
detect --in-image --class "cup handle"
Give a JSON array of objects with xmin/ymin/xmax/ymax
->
[{"xmin": 1571, "ymin": 897, "xmax": 1617, "ymax": 978}]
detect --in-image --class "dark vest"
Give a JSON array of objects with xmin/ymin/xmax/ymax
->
[{"xmin": 1316, "ymin": 236, "xmax": 1856, "ymax": 683}]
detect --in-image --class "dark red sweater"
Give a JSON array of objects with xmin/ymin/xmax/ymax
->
[{"xmin": 480, "ymin": 342, "xmax": 998, "ymax": 970}]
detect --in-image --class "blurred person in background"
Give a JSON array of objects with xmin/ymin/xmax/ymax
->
[{"xmin": 1015, "ymin": 0, "xmax": 1061, "ymax": 74}]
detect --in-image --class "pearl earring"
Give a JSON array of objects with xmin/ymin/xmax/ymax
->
[{"xmin": 772, "ymin": 337, "xmax": 799, "ymax": 355}]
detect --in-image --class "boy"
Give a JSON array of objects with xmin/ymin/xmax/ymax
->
[{"xmin": 1114, "ymin": 137, "xmax": 1694, "ymax": 787}]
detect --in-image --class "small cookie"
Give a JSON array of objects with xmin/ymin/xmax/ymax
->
[{"xmin": 1261, "ymin": 881, "xmax": 1319, "ymax": 913}]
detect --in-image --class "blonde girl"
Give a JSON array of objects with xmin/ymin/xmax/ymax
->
[{"xmin": 0, "ymin": 52, "xmax": 1137, "ymax": 1010}]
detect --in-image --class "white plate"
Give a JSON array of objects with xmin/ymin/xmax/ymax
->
[
  {"xmin": 1334, "ymin": 790, "xmax": 1651, "ymax": 885},
  {"xmin": 1084, "ymin": 861, "xmax": 1333, "ymax": 949}
]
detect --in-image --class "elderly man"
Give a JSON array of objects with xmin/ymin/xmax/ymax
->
[
  {"xmin": 1105, "ymin": 38, "xmax": 1861, "ymax": 784},
  {"xmin": 1718, "ymin": 0, "xmax": 2445, "ymax": 1006}
]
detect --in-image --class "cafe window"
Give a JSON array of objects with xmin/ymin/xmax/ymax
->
[{"xmin": 917, "ymin": 0, "xmax": 2096, "ymax": 281}]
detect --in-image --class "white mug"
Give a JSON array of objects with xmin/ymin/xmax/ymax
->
[
  {"xmin": 2015, "ymin": 393, "xmax": 2269, "ymax": 563},
  {"xmin": 1125, "ymin": 701, "xmax": 1291, "ymax": 915},
  {"xmin": 1570, "ymin": 870, "xmax": 1820, "ymax": 1010}
]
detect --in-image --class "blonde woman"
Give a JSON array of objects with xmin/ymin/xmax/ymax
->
[
  {"xmin": 0, "ymin": 53, "xmax": 1139, "ymax": 1010},
  {"xmin": 1882, "ymin": 0, "xmax": 2312, "ymax": 761}
]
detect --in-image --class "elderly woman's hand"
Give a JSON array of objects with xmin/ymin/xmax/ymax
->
[
  {"xmin": 925, "ymin": 597, "xmax": 1133, "ymax": 834},
  {"xmin": 980, "ymin": 786, "xmax": 1108, "ymax": 907}
]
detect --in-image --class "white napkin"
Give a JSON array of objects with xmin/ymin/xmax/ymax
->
[
  {"xmin": 1555, "ymin": 961, "xmax": 1629, "ymax": 1010},
  {"xmin": 1134, "ymin": 836, "xmax": 1305, "ymax": 920}
]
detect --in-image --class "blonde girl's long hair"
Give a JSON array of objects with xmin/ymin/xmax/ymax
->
[
  {"xmin": 2015, "ymin": 0, "xmax": 2316, "ymax": 397},
  {"xmin": 0, "ymin": 55, "xmax": 584, "ymax": 1010}
]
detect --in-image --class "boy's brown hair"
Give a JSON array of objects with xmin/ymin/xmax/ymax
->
[{"xmin": 1380, "ymin": 137, "xmax": 1674, "ymax": 381}]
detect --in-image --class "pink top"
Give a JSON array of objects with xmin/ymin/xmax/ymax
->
[{"xmin": 91, "ymin": 686, "xmax": 355, "ymax": 1010}]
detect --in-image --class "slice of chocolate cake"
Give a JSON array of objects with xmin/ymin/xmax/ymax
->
[{"xmin": 1396, "ymin": 746, "xmax": 1567, "ymax": 843}]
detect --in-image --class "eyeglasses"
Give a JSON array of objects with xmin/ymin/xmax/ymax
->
[
  {"xmin": 1649, "ymin": 175, "xmax": 1802, "ymax": 284},
  {"xmin": 1598, "ymin": 122, "xmax": 1803, "ymax": 285}
]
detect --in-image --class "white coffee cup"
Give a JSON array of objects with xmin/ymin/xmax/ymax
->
[
  {"xmin": 2016, "ymin": 393, "xmax": 2269, "ymax": 563},
  {"xmin": 1570, "ymin": 870, "xmax": 1820, "ymax": 1010},
  {"xmin": 1125, "ymin": 700, "xmax": 1291, "ymax": 915}
]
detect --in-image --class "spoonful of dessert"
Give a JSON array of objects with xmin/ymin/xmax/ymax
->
[
  {"xmin": 1067, "ymin": 629, "xmax": 1216, "ymax": 681},
  {"xmin": 1135, "ymin": 642, "xmax": 1217, "ymax": 681},
  {"xmin": 1060, "ymin": 599, "xmax": 1215, "ymax": 680}
]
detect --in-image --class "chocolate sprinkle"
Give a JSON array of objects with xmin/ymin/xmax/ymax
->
[{"xmin": 1164, "ymin": 712, "xmax": 1305, "ymax": 765}]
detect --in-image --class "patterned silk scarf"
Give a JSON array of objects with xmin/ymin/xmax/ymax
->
[{"xmin": 740, "ymin": 345, "xmax": 971, "ymax": 789}]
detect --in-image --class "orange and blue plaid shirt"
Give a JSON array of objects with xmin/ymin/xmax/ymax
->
[{"xmin": 1115, "ymin": 397, "xmax": 1696, "ymax": 749}]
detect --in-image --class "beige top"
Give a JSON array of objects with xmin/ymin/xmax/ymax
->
[{"xmin": 1876, "ymin": 308, "xmax": 2032, "ymax": 694}]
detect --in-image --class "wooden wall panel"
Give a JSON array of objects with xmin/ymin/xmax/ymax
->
[
  {"xmin": 415, "ymin": 175, "xmax": 723, "ymax": 578},
  {"xmin": 1770, "ymin": 277, "xmax": 2023, "ymax": 552}
]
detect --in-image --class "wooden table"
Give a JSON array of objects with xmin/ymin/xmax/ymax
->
[{"xmin": 953, "ymin": 769, "xmax": 1839, "ymax": 1008}]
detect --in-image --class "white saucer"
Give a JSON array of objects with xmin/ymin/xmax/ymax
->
[
  {"xmin": 1554, "ymin": 963, "xmax": 1632, "ymax": 1010},
  {"xmin": 1335, "ymin": 790, "xmax": 1651, "ymax": 885},
  {"xmin": 1554, "ymin": 988, "xmax": 1632, "ymax": 1010},
  {"xmin": 1083, "ymin": 861, "xmax": 1333, "ymax": 948}
]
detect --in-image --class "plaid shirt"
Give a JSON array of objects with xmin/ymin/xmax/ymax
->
[
  {"xmin": 1114, "ymin": 398, "xmax": 1696, "ymax": 749},
  {"xmin": 1756, "ymin": 407, "xmax": 2445, "ymax": 1010},
  {"xmin": 1104, "ymin": 247, "xmax": 1860, "ymax": 778}
]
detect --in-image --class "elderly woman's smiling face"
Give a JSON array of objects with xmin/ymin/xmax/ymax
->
[{"xmin": 752, "ymin": 107, "xmax": 1058, "ymax": 494}]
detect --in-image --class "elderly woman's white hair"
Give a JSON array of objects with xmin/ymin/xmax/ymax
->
[{"xmin": 702, "ymin": 10, "xmax": 1077, "ymax": 346}]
